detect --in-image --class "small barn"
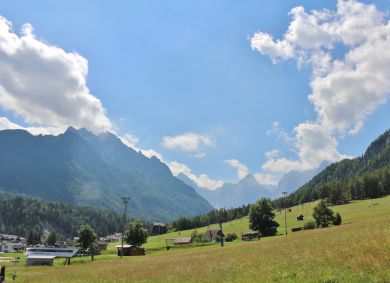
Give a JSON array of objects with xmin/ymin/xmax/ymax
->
[
  {"xmin": 95, "ymin": 240, "xmax": 108, "ymax": 251},
  {"xmin": 296, "ymin": 214, "xmax": 304, "ymax": 221},
  {"xmin": 26, "ymin": 255, "xmax": 55, "ymax": 266},
  {"xmin": 115, "ymin": 245, "xmax": 145, "ymax": 256},
  {"xmin": 241, "ymin": 231, "xmax": 261, "ymax": 241},
  {"xmin": 151, "ymin": 222, "xmax": 167, "ymax": 236},
  {"xmin": 202, "ymin": 230, "xmax": 224, "ymax": 242}
]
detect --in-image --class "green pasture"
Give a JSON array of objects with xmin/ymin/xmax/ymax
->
[{"xmin": 1, "ymin": 196, "xmax": 389, "ymax": 282}]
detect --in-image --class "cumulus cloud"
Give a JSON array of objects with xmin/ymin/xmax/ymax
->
[
  {"xmin": 251, "ymin": 0, "xmax": 390, "ymax": 174},
  {"xmin": 0, "ymin": 16, "xmax": 112, "ymax": 134},
  {"xmin": 119, "ymin": 133, "xmax": 139, "ymax": 149},
  {"xmin": 162, "ymin": 132, "xmax": 213, "ymax": 152},
  {"xmin": 223, "ymin": 159, "xmax": 249, "ymax": 180},
  {"xmin": 254, "ymin": 173, "xmax": 278, "ymax": 186},
  {"xmin": 0, "ymin": 116, "xmax": 64, "ymax": 135},
  {"xmin": 168, "ymin": 161, "xmax": 224, "ymax": 190}
]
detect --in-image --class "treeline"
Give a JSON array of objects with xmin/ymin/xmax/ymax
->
[
  {"xmin": 0, "ymin": 192, "xmax": 122, "ymax": 238},
  {"xmin": 274, "ymin": 167, "xmax": 390, "ymax": 208},
  {"xmin": 169, "ymin": 205, "xmax": 250, "ymax": 231}
]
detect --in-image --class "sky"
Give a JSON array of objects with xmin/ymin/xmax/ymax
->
[{"xmin": 0, "ymin": 0, "xmax": 390, "ymax": 189}]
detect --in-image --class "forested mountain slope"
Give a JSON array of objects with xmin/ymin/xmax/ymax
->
[{"xmin": 0, "ymin": 128, "xmax": 212, "ymax": 222}]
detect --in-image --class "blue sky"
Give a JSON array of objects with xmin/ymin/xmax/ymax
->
[{"xmin": 0, "ymin": 0, "xmax": 390, "ymax": 188}]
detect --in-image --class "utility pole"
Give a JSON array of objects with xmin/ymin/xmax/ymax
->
[
  {"xmin": 121, "ymin": 196, "xmax": 130, "ymax": 259},
  {"xmin": 219, "ymin": 221, "xmax": 224, "ymax": 247},
  {"xmin": 282, "ymin": 192, "xmax": 288, "ymax": 236}
]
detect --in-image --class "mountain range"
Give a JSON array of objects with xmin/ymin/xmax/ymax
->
[
  {"xmin": 0, "ymin": 127, "xmax": 212, "ymax": 222},
  {"xmin": 177, "ymin": 162, "xmax": 327, "ymax": 209}
]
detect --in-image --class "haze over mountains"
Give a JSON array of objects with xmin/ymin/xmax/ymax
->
[
  {"xmin": 0, "ymin": 127, "xmax": 212, "ymax": 222},
  {"xmin": 177, "ymin": 163, "xmax": 327, "ymax": 208}
]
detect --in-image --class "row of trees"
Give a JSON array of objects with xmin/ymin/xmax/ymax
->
[
  {"xmin": 0, "ymin": 192, "xmax": 122, "ymax": 238},
  {"xmin": 169, "ymin": 205, "xmax": 250, "ymax": 231}
]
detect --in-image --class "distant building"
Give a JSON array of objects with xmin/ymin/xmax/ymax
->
[
  {"xmin": 95, "ymin": 240, "xmax": 108, "ymax": 251},
  {"xmin": 25, "ymin": 247, "xmax": 79, "ymax": 266},
  {"xmin": 115, "ymin": 245, "xmax": 145, "ymax": 256},
  {"xmin": 151, "ymin": 222, "xmax": 167, "ymax": 236},
  {"xmin": 202, "ymin": 230, "xmax": 224, "ymax": 242},
  {"xmin": 241, "ymin": 231, "xmax": 261, "ymax": 241},
  {"xmin": 0, "ymin": 242, "xmax": 25, "ymax": 253},
  {"xmin": 165, "ymin": 237, "xmax": 192, "ymax": 247}
]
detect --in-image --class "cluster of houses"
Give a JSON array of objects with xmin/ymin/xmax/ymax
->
[{"xmin": 0, "ymin": 234, "xmax": 26, "ymax": 253}]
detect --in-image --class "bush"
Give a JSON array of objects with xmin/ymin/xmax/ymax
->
[
  {"xmin": 124, "ymin": 220, "xmax": 148, "ymax": 247},
  {"xmin": 333, "ymin": 212, "xmax": 342, "ymax": 225},
  {"xmin": 225, "ymin": 233, "xmax": 238, "ymax": 242},
  {"xmin": 191, "ymin": 230, "xmax": 202, "ymax": 243},
  {"xmin": 313, "ymin": 200, "xmax": 335, "ymax": 228},
  {"xmin": 249, "ymin": 198, "xmax": 279, "ymax": 236},
  {"xmin": 303, "ymin": 220, "xmax": 316, "ymax": 230}
]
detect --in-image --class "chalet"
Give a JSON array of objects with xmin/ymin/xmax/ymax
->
[
  {"xmin": 296, "ymin": 214, "xmax": 304, "ymax": 221},
  {"xmin": 115, "ymin": 245, "xmax": 145, "ymax": 256},
  {"xmin": 241, "ymin": 231, "xmax": 261, "ymax": 241},
  {"xmin": 151, "ymin": 222, "xmax": 167, "ymax": 236},
  {"xmin": 202, "ymin": 230, "xmax": 224, "ymax": 242}
]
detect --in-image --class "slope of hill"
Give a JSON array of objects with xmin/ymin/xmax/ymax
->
[
  {"xmin": 0, "ymin": 192, "xmax": 121, "ymax": 238},
  {"xmin": 279, "ymin": 129, "xmax": 390, "ymax": 206},
  {"xmin": 0, "ymin": 128, "xmax": 213, "ymax": 222}
]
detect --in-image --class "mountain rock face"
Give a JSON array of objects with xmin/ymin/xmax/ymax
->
[
  {"xmin": 177, "ymin": 173, "xmax": 276, "ymax": 209},
  {"xmin": 0, "ymin": 128, "xmax": 212, "ymax": 222}
]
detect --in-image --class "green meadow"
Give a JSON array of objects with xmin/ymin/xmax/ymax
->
[{"xmin": 2, "ymin": 196, "xmax": 390, "ymax": 282}]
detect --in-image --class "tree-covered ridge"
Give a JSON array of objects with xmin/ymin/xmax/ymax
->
[
  {"xmin": 274, "ymin": 129, "xmax": 390, "ymax": 207},
  {"xmin": 0, "ymin": 192, "xmax": 122, "ymax": 238},
  {"xmin": 169, "ymin": 205, "xmax": 250, "ymax": 231}
]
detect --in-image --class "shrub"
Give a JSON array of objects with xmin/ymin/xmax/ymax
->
[
  {"xmin": 124, "ymin": 220, "xmax": 148, "ymax": 247},
  {"xmin": 225, "ymin": 233, "xmax": 238, "ymax": 242},
  {"xmin": 249, "ymin": 198, "xmax": 279, "ymax": 236},
  {"xmin": 191, "ymin": 230, "xmax": 202, "ymax": 243},
  {"xmin": 313, "ymin": 200, "xmax": 335, "ymax": 228},
  {"xmin": 333, "ymin": 212, "xmax": 342, "ymax": 225},
  {"xmin": 303, "ymin": 220, "xmax": 315, "ymax": 230}
]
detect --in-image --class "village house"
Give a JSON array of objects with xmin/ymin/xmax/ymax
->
[
  {"xmin": 151, "ymin": 222, "xmax": 167, "ymax": 236},
  {"xmin": 115, "ymin": 245, "xmax": 145, "ymax": 256}
]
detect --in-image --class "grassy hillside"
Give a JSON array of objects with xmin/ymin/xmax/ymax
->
[{"xmin": 3, "ymin": 196, "xmax": 390, "ymax": 282}]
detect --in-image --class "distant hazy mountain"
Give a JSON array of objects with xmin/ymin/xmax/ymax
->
[
  {"xmin": 0, "ymin": 127, "xmax": 212, "ymax": 222},
  {"xmin": 177, "ymin": 162, "xmax": 329, "ymax": 209},
  {"xmin": 276, "ymin": 161, "xmax": 330, "ymax": 195},
  {"xmin": 177, "ymin": 173, "xmax": 275, "ymax": 209}
]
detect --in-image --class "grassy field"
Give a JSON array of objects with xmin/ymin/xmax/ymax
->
[{"xmin": 2, "ymin": 196, "xmax": 390, "ymax": 282}]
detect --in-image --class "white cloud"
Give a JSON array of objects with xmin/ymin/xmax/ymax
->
[
  {"xmin": 0, "ymin": 116, "xmax": 64, "ymax": 135},
  {"xmin": 254, "ymin": 173, "xmax": 278, "ymax": 186},
  {"xmin": 251, "ymin": 0, "xmax": 390, "ymax": 174},
  {"xmin": 0, "ymin": 16, "xmax": 112, "ymax": 134},
  {"xmin": 223, "ymin": 159, "xmax": 249, "ymax": 180},
  {"xmin": 169, "ymin": 160, "xmax": 224, "ymax": 190},
  {"xmin": 119, "ymin": 133, "xmax": 139, "ymax": 149},
  {"xmin": 162, "ymin": 132, "xmax": 213, "ymax": 152}
]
